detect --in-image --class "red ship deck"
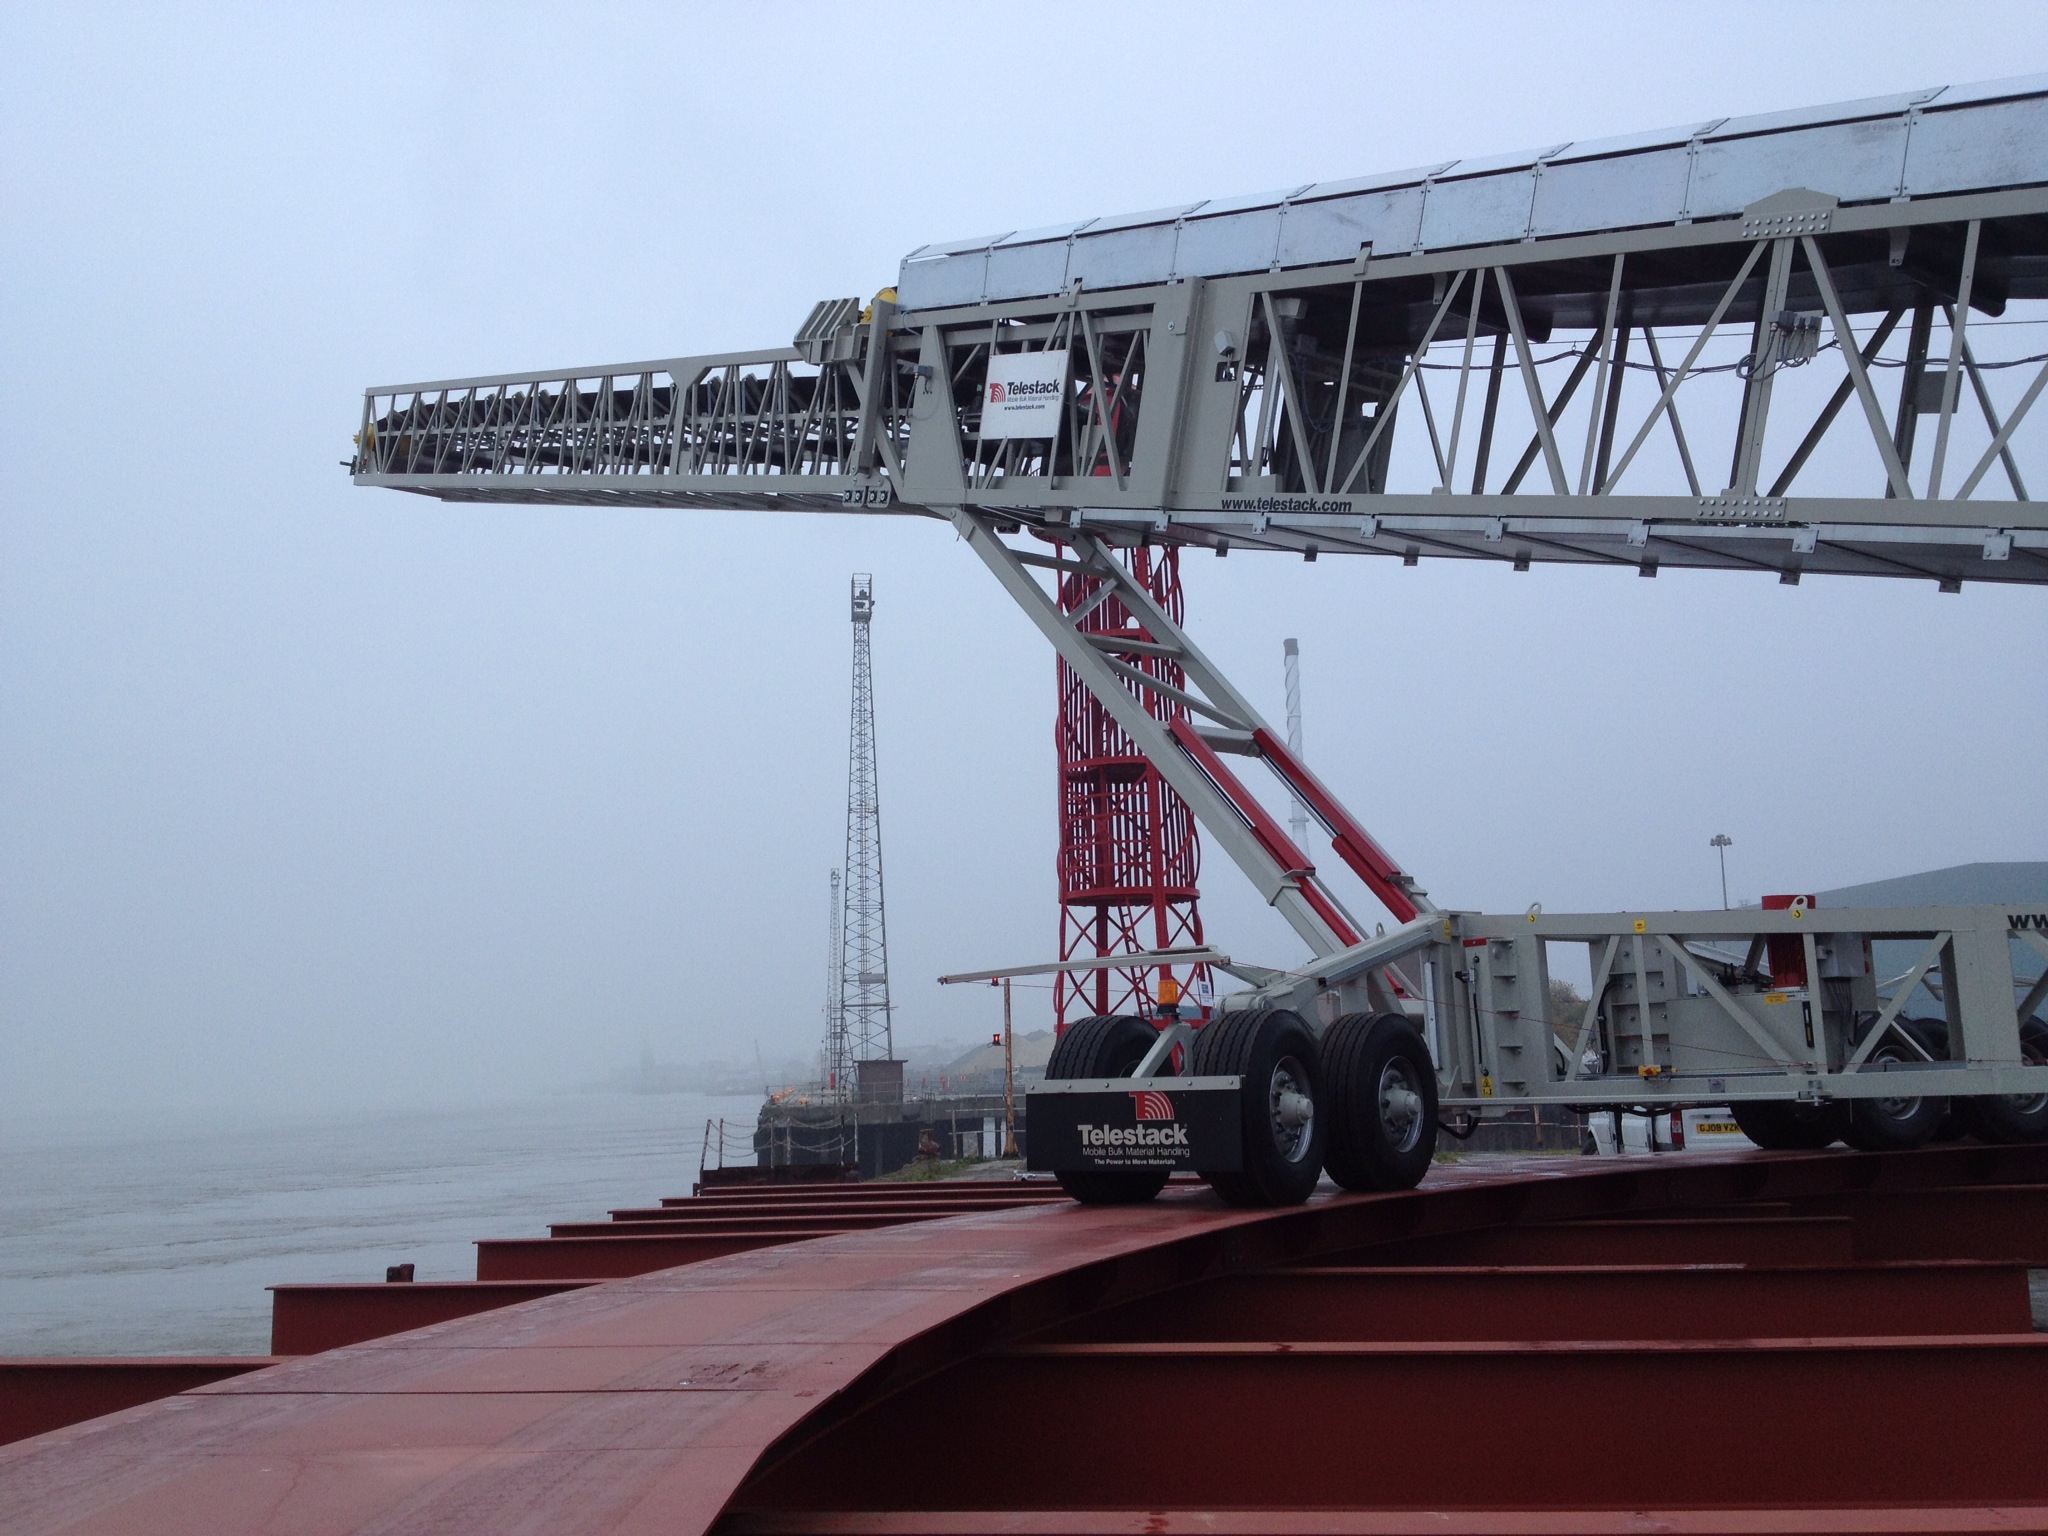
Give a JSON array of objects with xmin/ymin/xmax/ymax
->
[{"xmin": 4, "ymin": 1147, "xmax": 2046, "ymax": 1534}]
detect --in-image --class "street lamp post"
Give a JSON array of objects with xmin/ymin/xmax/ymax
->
[{"xmin": 1710, "ymin": 834, "xmax": 1733, "ymax": 909}]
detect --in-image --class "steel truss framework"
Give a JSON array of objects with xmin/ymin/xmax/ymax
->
[
  {"xmin": 1054, "ymin": 545, "xmax": 1211, "ymax": 1028},
  {"xmin": 353, "ymin": 79, "xmax": 2048, "ymax": 1112},
  {"xmin": 1433, "ymin": 903, "xmax": 2048, "ymax": 1111},
  {"xmin": 840, "ymin": 576, "xmax": 891, "ymax": 1066},
  {"xmin": 957, "ymin": 516, "xmax": 1429, "ymax": 964},
  {"xmin": 355, "ymin": 339, "xmax": 910, "ymax": 511},
  {"xmin": 358, "ymin": 183, "xmax": 2048, "ymax": 587}
]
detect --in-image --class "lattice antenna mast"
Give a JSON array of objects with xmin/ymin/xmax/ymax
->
[
  {"xmin": 840, "ymin": 575, "xmax": 893, "ymax": 1063},
  {"xmin": 1055, "ymin": 546, "xmax": 1210, "ymax": 1027},
  {"xmin": 1283, "ymin": 639, "xmax": 1309, "ymax": 853},
  {"xmin": 822, "ymin": 869, "xmax": 849, "ymax": 1091}
]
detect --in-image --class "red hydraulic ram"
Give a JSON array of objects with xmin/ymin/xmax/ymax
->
[
  {"xmin": 1166, "ymin": 717, "xmax": 1424, "ymax": 936},
  {"xmin": 1249, "ymin": 726, "xmax": 1421, "ymax": 924},
  {"xmin": 1166, "ymin": 717, "xmax": 1361, "ymax": 945}
]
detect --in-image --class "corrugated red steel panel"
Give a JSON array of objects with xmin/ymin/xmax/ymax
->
[
  {"xmin": 267, "ymin": 1187, "xmax": 1060, "ymax": 1354},
  {"xmin": 474, "ymin": 1227, "xmax": 862, "ymax": 1280},
  {"xmin": 6, "ymin": 1147, "xmax": 2047, "ymax": 1535},
  {"xmin": 1047, "ymin": 1261, "xmax": 2037, "ymax": 1342},
  {"xmin": 268, "ymin": 1280, "xmax": 592, "ymax": 1354},
  {"xmin": 1335, "ymin": 1214, "xmax": 1856, "ymax": 1266},
  {"xmin": 1794, "ymin": 1184, "xmax": 2048, "ymax": 1262},
  {"xmin": 610, "ymin": 1204, "xmax": 1056, "ymax": 1228},
  {"xmin": 736, "ymin": 1336, "xmax": 2048, "ymax": 1512},
  {"xmin": 617, "ymin": 1195, "xmax": 1065, "ymax": 1222},
  {"xmin": 0, "ymin": 1359, "xmax": 278, "ymax": 1448},
  {"xmin": 669, "ymin": 1184, "xmax": 1073, "ymax": 1207},
  {"xmin": 723, "ymin": 1510, "xmax": 2048, "ymax": 1534},
  {"xmin": 547, "ymin": 1211, "xmax": 963, "ymax": 1238}
]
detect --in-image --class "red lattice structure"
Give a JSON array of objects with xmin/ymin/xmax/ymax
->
[{"xmin": 1054, "ymin": 544, "xmax": 1211, "ymax": 1028}]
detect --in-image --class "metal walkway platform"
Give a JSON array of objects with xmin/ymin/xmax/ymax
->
[{"xmin": 5, "ymin": 1147, "xmax": 2046, "ymax": 1534}]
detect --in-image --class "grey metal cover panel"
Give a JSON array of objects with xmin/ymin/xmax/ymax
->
[
  {"xmin": 1703, "ymin": 87, "xmax": 1941, "ymax": 140},
  {"xmin": 902, "ymin": 231, "xmax": 1011, "ymax": 261},
  {"xmin": 1292, "ymin": 162, "xmax": 1453, "ymax": 200},
  {"xmin": 1544, "ymin": 120, "xmax": 1725, "ymax": 164},
  {"xmin": 1183, "ymin": 185, "xmax": 1308, "ymax": 218},
  {"xmin": 1070, "ymin": 221, "xmax": 1180, "ymax": 291},
  {"xmin": 1431, "ymin": 143, "xmax": 1568, "ymax": 179},
  {"xmin": 1689, "ymin": 116, "xmax": 1911, "ymax": 213},
  {"xmin": 1530, "ymin": 147, "xmax": 1692, "ymax": 236},
  {"xmin": 1418, "ymin": 166, "xmax": 1540, "ymax": 250},
  {"xmin": 1085, "ymin": 201, "xmax": 1206, "ymax": 234},
  {"xmin": 983, "ymin": 239, "xmax": 1072, "ymax": 301},
  {"xmin": 1905, "ymin": 95, "xmax": 2048, "ymax": 197},
  {"xmin": 1172, "ymin": 206, "xmax": 1283, "ymax": 278},
  {"xmin": 1274, "ymin": 185, "xmax": 1425, "ymax": 266},
  {"xmin": 995, "ymin": 219, "xmax": 1096, "ymax": 247},
  {"xmin": 897, "ymin": 77, "xmax": 2048, "ymax": 307},
  {"xmin": 1926, "ymin": 71, "xmax": 2048, "ymax": 107},
  {"xmin": 901, "ymin": 247, "xmax": 990, "ymax": 308}
]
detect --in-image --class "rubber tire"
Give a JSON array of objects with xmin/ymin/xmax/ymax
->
[
  {"xmin": 1904, "ymin": 1018, "xmax": 1969, "ymax": 1142},
  {"xmin": 1321, "ymin": 1012, "xmax": 1439, "ymax": 1191},
  {"xmin": 1843, "ymin": 1017, "xmax": 1947, "ymax": 1152},
  {"xmin": 1043, "ymin": 1014, "xmax": 1172, "ymax": 1204},
  {"xmin": 1190, "ymin": 1009, "xmax": 1325, "ymax": 1207},
  {"xmin": 1959, "ymin": 1018, "xmax": 2048, "ymax": 1144},
  {"xmin": 1731, "ymin": 1099, "xmax": 1849, "ymax": 1150}
]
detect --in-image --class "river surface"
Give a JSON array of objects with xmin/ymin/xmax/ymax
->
[{"xmin": 0, "ymin": 1091, "xmax": 760, "ymax": 1356}]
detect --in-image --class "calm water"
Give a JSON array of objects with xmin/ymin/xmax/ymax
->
[{"xmin": 0, "ymin": 1091, "xmax": 761, "ymax": 1356}]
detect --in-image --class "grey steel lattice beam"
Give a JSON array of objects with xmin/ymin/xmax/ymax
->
[{"xmin": 352, "ymin": 78, "xmax": 2048, "ymax": 590}]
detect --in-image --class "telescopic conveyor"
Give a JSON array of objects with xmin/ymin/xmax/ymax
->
[{"xmin": 353, "ymin": 76, "xmax": 2048, "ymax": 1203}]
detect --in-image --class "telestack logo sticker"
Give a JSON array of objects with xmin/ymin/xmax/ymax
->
[
  {"xmin": 1075, "ymin": 1089, "xmax": 1189, "ymax": 1159},
  {"xmin": 981, "ymin": 349, "xmax": 1068, "ymax": 439},
  {"xmin": 1130, "ymin": 1090, "xmax": 1175, "ymax": 1121}
]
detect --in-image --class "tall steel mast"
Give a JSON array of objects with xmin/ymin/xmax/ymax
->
[{"xmin": 840, "ymin": 575, "xmax": 892, "ymax": 1064}]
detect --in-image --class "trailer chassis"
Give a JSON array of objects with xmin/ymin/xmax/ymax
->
[{"xmin": 976, "ymin": 512, "xmax": 2048, "ymax": 1187}]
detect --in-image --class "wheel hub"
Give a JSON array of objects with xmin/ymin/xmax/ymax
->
[
  {"xmin": 1377, "ymin": 1059, "xmax": 1425, "ymax": 1153},
  {"xmin": 1869, "ymin": 1043, "xmax": 1926, "ymax": 1122},
  {"xmin": 2004, "ymin": 1040, "xmax": 2047, "ymax": 1115},
  {"xmin": 1268, "ymin": 1057, "xmax": 1315, "ymax": 1163}
]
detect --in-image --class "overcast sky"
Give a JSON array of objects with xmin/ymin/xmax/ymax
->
[{"xmin": 3, "ymin": 2, "xmax": 2044, "ymax": 1127}]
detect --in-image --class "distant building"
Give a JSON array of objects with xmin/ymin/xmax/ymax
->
[
  {"xmin": 1821, "ymin": 862, "xmax": 2048, "ymax": 909},
  {"xmin": 1820, "ymin": 862, "xmax": 2045, "ymax": 1020}
]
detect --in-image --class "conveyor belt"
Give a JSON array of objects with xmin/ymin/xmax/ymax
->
[{"xmin": 352, "ymin": 76, "xmax": 2048, "ymax": 587}]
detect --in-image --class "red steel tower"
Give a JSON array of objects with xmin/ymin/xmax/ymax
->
[{"xmin": 1055, "ymin": 544, "xmax": 1211, "ymax": 1028}]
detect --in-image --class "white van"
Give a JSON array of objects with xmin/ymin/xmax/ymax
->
[{"xmin": 1583, "ymin": 1106, "xmax": 1755, "ymax": 1155}]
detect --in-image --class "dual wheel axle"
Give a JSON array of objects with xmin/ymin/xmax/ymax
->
[{"xmin": 1042, "ymin": 1009, "xmax": 1440, "ymax": 1207}]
